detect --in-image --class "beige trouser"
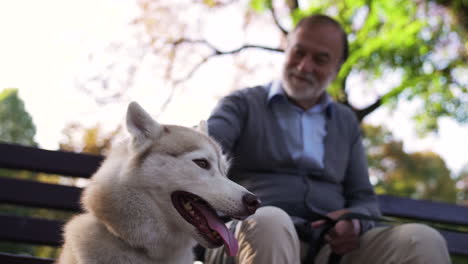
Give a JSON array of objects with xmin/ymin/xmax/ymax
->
[{"xmin": 204, "ymin": 206, "xmax": 451, "ymax": 264}]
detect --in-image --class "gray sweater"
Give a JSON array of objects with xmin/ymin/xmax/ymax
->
[{"xmin": 208, "ymin": 84, "xmax": 380, "ymax": 233}]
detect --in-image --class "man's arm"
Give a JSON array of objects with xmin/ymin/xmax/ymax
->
[
  {"xmin": 343, "ymin": 126, "xmax": 381, "ymax": 223},
  {"xmin": 207, "ymin": 91, "xmax": 247, "ymax": 154},
  {"xmin": 313, "ymin": 113, "xmax": 380, "ymax": 255}
]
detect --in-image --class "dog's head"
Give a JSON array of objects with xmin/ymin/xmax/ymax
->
[{"xmin": 84, "ymin": 102, "xmax": 260, "ymax": 256}]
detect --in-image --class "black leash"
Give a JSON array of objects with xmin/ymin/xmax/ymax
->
[
  {"xmin": 301, "ymin": 212, "xmax": 390, "ymax": 264},
  {"xmin": 314, "ymin": 212, "xmax": 383, "ymax": 264}
]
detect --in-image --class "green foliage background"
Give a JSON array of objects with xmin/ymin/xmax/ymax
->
[
  {"xmin": 0, "ymin": 89, "xmax": 37, "ymax": 146},
  {"xmin": 249, "ymin": 0, "xmax": 467, "ymax": 134},
  {"xmin": 0, "ymin": 88, "xmax": 70, "ymax": 259}
]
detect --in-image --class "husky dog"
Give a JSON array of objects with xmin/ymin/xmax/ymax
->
[{"xmin": 57, "ymin": 102, "xmax": 260, "ymax": 264}]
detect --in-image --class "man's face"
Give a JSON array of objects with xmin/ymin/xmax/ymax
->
[{"xmin": 282, "ymin": 23, "xmax": 343, "ymax": 109}]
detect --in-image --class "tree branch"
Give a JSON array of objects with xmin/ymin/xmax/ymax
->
[
  {"xmin": 286, "ymin": 0, "xmax": 299, "ymax": 11},
  {"xmin": 269, "ymin": 0, "xmax": 288, "ymax": 36},
  {"xmin": 155, "ymin": 38, "xmax": 284, "ymax": 115},
  {"xmin": 340, "ymin": 74, "xmax": 350, "ymax": 107},
  {"xmin": 356, "ymin": 97, "xmax": 382, "ymax": 121},
  {"xmin": 168, "ymin": 38, "xmax": 283, "ymax": 85},
  {"xmin": 172, "ymin": 38, "xmax": 284, "ymax": 55}
]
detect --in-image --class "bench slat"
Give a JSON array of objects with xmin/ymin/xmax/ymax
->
[
  {"xmin": 0, "ymin": 177, "xmax": 82, "ymax": 211},
  {"xmin": 0, "ymin": 253, "xmax": 54, "ymax": 264},
  {"xmin": 440, "ymin": 230, "xmax": 468, "ymax": 256},
  {"xmin": 0, "ymin": 142, "xmax": 102, "ymax": 178},
  {"xmin": 378, "ymin": 195, "xmax": 468, "ymax": 226},
  {"xmin": 0, "ymin": 215, "xmax": 63, "ymax": 246}
]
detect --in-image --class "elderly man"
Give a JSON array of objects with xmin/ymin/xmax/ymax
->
[{"xmin": 205, "ymin": 14, "xmax": 450, "ymax": 264}]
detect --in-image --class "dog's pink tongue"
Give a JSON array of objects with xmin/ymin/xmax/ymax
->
[{"xmin": 193, "ymin": 203, "xmax": 238, "ymax": 256}]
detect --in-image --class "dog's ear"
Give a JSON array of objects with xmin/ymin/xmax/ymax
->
[
  {"xmin": 126, "ymin": 102, "xmax": 163, "ymax": 148},
  {"xmin": 197, "ymin": 120, "xmax": 209, "ymax": 135}
]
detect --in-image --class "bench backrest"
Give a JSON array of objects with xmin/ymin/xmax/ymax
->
[{"xmin": 1, "ymin": 142, "xmax": 467, "ymax": 263}]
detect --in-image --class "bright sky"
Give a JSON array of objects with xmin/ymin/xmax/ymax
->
[{"xmin": 0, "ymin": 0, "xmax": 467, "ymax": 174}]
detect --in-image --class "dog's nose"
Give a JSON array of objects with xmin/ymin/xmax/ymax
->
[{"xmin": 243, "ymin": 193, "xmax": 261, "ymax": 215}]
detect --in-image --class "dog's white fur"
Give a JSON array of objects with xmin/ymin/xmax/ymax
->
[{"xmin": 57, "ymin": 102, "xmax": 257, "ymax": 264}]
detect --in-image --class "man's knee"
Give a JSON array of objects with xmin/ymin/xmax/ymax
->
[
  {"xmin": 340, "ymin": 224, "xmax": 450, "ymax": 264},
  {"xmin": 394, "ymin": 223, "xmax": 447, "ymax": 248},
  {"xmin": 387, "ymin": 223, "xmax": 450, "ymax": 263},
  {"xmin": 238, "ymin": 206, "xmax": 296, "ymax": 241},
  {"xmin": 244, "ymin": 206, "xmax": 293, "ymax": 231},
  {"xmin": 235, "ymin": 206, "xmax": 301, "ymax": 263}
]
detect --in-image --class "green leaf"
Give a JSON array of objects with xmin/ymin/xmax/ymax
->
[
  {"xmin": 0, "ymin": 88, "xmax": 37, "ymax": 146},
  {"xmin": 249, "ymin": 0, "xmax": 270, "ymax": 13}
]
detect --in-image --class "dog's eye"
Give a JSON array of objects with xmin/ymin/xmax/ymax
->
[{"xmin": 193, "ymin": 159, "xmax": 210, "ymax": 169}]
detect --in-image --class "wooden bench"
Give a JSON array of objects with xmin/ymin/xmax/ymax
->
[{"xmin": 1, "ymin": 142, "xmax": 467, "ymax": 263}]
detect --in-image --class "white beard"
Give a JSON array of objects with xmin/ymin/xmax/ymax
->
[{"xmin": 282, "ymin": 68, "xmax": 334, "ymax": 108}]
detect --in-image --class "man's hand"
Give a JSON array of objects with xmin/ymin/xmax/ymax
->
[{"xmin": 311, "ymin": 209, "xmax": 361, "ymax": 255}]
